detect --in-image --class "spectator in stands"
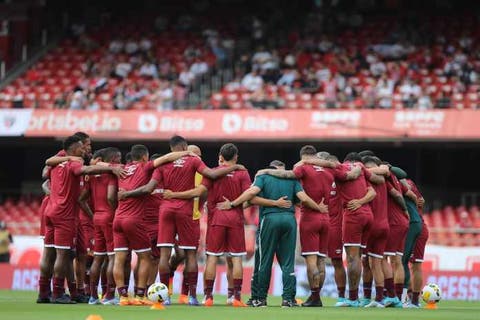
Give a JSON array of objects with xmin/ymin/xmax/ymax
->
[
  {"xmin": 190, "ymin": 58, "xmax": 209, "ymax": 77},
  {"xmin": 247, "ymin": 87, "xmax": 281, "ymax": 109},
  {"xmin": 109, "ymin": 38, "xmax": 124, "ymax": 54},
  {"xmin": 277, "ymin": 68, "xmax": 298, "ymax": 87},
  {"xmin": 139, "ymin": 60, "xmax": 159, "ymax": 79},
  {"xmin": 139, "ymin": 36, "xmax": 153, "ymax": 52},
  {"xmin": 376, "ymin": 77, "xmax": 394, "ymax": 108},
  {"xmin": 301, "ymin": 69, "xmax": 320, "ymax": 93},
  {"xmin": 417, "ymin": 93, "xmax": 433, "ymax": 109},
  {"xmin": 315, "ymin": 62, "xmax": 331, "ymax": 82},
  {"xmin": 241, "ymin": 69, "xmax": 264, "ymax": 92},
  {"xmin": 125, "ymin": 38, "xmax": 139, "ymax": 55},
  {"xmin": 323, "ymin": 75, "xmax": 338, "ymax": 108},
  {"xmin": 69, "ymin": 87, "xmax": 86, "ymax": 110},
  {"xmin": 179, "ymin": 66, "xmax": 196, "ymax": 88},
  {"xmin": 0, "ymin": 221, "xmax": 13, "ymax": 263},
  {"xmin": 114, "ymin": 56, "xmax": 132, "ymax": 79},
  {"xmin": 54, "ymin": 93, "xmax": 68, "ymax": 109},
  {"xmin": 155, "ymin": 80, "xmax": 174, "ymax": 111},
  {"xmin": 283, "ymin": 52, "xmax": 296, "ymax": 68},
  {"xmin": 435, "ymin": 90, "xmax": 452, "ymax": 108},
  {"xmin": 399, "ymin": 79, "xmax": 422, "ymax": 108},
  {"xmin": 86, "ymin": 92, "xmax": 100, "ymax": 111},
  {"xmin": 457, "ymin": 211, "xmax": 473, "ymax": 231},
  {"xmin": 252, "ymin": 46, "xmax": 273, "ymax": 71}
]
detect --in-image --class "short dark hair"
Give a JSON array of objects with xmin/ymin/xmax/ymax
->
[
  {"xmin": 150, "ymin": 153, "xmax": 163, "ymax": 160},
  {"xmin": 362, "ymin": 156, "xmax": 381, "ymax": 166},
  {"xmin": 169, "ymin": 135, "xmax": 187, "ymax": 149},
  {"xmin": 219, "ymin": 143, "xmax": 238, "ymax": 161},
  {"xmin": 92, "ymin": 148, "xmax": 106, "ymax": 161},
  {"xmin": 104, "ymin": 147, "xmax": 121, "ymax": 162},
  {"xmin": 326, "ymin": 154, "xmax": 339, "ymax": 162},
  {"xmin": 344, "ymin": 152, "xmax": 361, "ymax": 162},
  {"xmin": 316, "ymin": 151, "xmax": 330, "ymax": 160},
  {"xmin": 125, "ymin": 152, "xmax": 133, "ymax": 164},
  {"xmin": 130, "ymin": 144, "xmax": 149, "ymax": 161},
  {"xmin": 63, "ymin": 135, "xmax": 82, "ymax": 151},
  {"xmin": 74, "ymin": 131, "xmax": 90, "ymax": 142},
  {"xmin": 299, "ymin": 145, "xmax": 317, "ymax": 157},
  {"xmin": 358, "ymin": 150, "xmax": 375, "ymax": 157},
  {"xmin": 269, "ymin": 160, "xmax": 285, "ymax": 168}
]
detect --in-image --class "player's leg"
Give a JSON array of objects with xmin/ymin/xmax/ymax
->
[
  {"xmin": 88, "ymin": 254, "xmax": 105, "ymax": 304},
  {"xmin": 408, "ymin": 223, "xmax": 429, "ymax": 307},
  {"xmin": 367, "ymin": 256, "xmax": 385, "ymax": 307},
  {"xmin": 392, "ymin": 224, "xmax": 408, "ymax": 300},
  {"xmin": 169, "ymin": 245, "xmax": 187, "ymax": 299},
  {"xmin": 157, "ymin": 208, "xmax": 176, "ymax": 304},
  {"xmin": 228, "ymin": 225, "xmax": 247, "ymax": 306},
  {"xmin": 299, "ymin": 216, "xmax": 322, "ymax": 307},
  {"xmin": 364, "ymin": 226, "xmax": 388, "ymax": 308},
  {"xmin": 102, "ymin": 221, "xmax": 116, "ymax": 303},
  {"xmin": 402, "ymin": 221, "xmax": 422, "ymax": 302},
  {"xmin": 37, "ymin": 217, "xmax": 56, "ymax": 303},
  {"xmin": 361, "ymin": 255, "xmax": 373, "ymax": 305},
  {"xmin": 177, "ymin": 213, "xmax": 200, "ymax": 305},
  {"xmin": 203, "ymin": 224, "xmax": 224, "ymax": 305},
  {"xmin": 255, "ymin": 215, "xmax": 277, "ymax": 306},
  {"xmin": 276, "ymin": 215, "xmax": 298, "ymax": 307},
  {"xmin": 133, "ymin": 249, "xmax": 153, "ymax": 301},
  {"xmin": 342, "ymin": 215, "xmax": 363, "ymax": 305},
  {"xmin": 247, "ymin": 226, "xmax": 261, "ymax": 306},
  {"xmin": 203, "ymin": 254, "xmax": 219, "ymax": 305},
  {"xmin": 52, "ymin": 247, "xmax": 74, "ymax": 303},
  {"xmin": 113, "ymin": 250, "xmax": 129, "ymax": 303},
  {"xmin": 74, "ymin": 223, "xmax": 89, "ymax": 302},
  {"xmin": 226, "ymin": 256, "xmax": 234, "ymax": 304},
  {"xmin": 84, "ymin": 254, "xmax": 93, "ymax": 297}
]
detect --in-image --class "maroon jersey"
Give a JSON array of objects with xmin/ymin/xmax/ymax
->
[
  {"xmin": 152, "ymin": 156, "xmax": 207, "ymax": 213},
  {"xmin": 116, "ymin": 161, "xmax": 155, "ymax": 219},
  {"xmin": 369, "ymin": 180, "xmax": 389, "ymax": 226},
  {"xmin": 334, "ymin": 162, "xmax": 373, "ymax": 215},
  {"xmin": 202, "ymin": 166, "xmax": 251, "ymax": 228},
  {"xmin": 144, "ymin": 192, "xmax": 162, "ymax": 225},
  {"xmin": 47, "ymin": 160, "xmax": 83, "ymax": 220},
  {"xmin": 89, "ymin": 173, "xmax": 117, "ymax": 217},
  {"xmin": 293, "ymin": 164, "xmax": 334, "ymax": 215},
  {"xmin": 386, "ymin": 174, "xmax": 409, "ymax": 226}
]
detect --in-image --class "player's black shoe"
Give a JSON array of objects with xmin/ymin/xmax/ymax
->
[
  {"xmin": 72, "ymin": 293, "xmax": 90, "ymax": 303},
  {"xmin": 281, "ymin": 299, "xmax": 299, "ymax": 308},
  {"xmin": 246, "ymin": 297, "xmax": 255, "ymax": 306},
  {"xmin": 52, "ymin": 294, "xmax": 77, "ymax": 304},
  {"xmin": 252, "ymin": 299, "xmax": 267, "ymax": 307},
  {"xmin": 301, "ymin": 295, "xmax": 323, "ymax": 307},
  {"xmin": 36, "ymin": 296, "xmax": 51, "ymax": 304}
]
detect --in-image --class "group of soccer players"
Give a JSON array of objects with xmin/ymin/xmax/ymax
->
[{"xmin": 36, "ymin": 131, "xmax": 429, "ymax": 309}]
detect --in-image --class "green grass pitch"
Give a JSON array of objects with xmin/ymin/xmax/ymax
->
[{"xmin": 1, "ymin": 290, "xmax": 479, "ymax": 320}]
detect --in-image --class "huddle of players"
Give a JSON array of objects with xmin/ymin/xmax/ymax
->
[{"xmin": 36, "ymin": 131, "xmax": 428, "ymax": 309}]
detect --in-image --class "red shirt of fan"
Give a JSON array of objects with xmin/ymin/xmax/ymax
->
[
  {"xmin": 386, "ymin": 174, "xmax": 409, "ymax": 226},
  {"xmin": 334, "ymin": 162, "xmax": 373, "ymax": 215},
  {"xmin": 293, "ymin": 164, "xmax": 334, "ymax": 215}
]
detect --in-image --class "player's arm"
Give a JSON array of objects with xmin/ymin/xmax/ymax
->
[
  {"xmin": 255, "ymin": 169, "xmax": 297, "ymax": 179},
  {"xmin": 78, "ymin": 165, "xmax": 127, "ymax": 178},
  {"xmin": 388, "ymin": 187, "xmax": 409, "ymax": 218},
  {"xmin": 345, "ymin": 165, "xmax": 362, "ymax": 180},
  {"xmin": 346, "ymin": 186, "xmax": 376, "ymax": 211},
  {"xmin": 299, "ymin": 158, "xmax": 336, "ymax": 168},
  {"xmin": 118, "ymin": 179, "xmax": 158, "ymax": 200},
  {"xmin": 163, "ymin": 185, "xmax": 208, "ymax": 200},
  {"xmin": 152, "ymin": 151, "xmax": 195, "ymax": 168},
  {"xmin": 248, "ymin": 196, "xmax": 292, "ymax": 208},
  {"xmin": 41, "ymin": 166, "xmax": 50, "ymax": 180},
  {"xmin": 41, "ymin": 180, "xmax": 50, "ymax": 195},
  {"xmin": 78, "ymin": 189, "xmax": 94, "ymax": 218},
  {"xmin": 45, "ymin": 155, "xmax": 84, "ymax": 166},
  {"xmin": 199, "ymin": 164, "xmax": 245, "ymax": 180},
  {"xmin": 107, "ymin": 184, "xmax": 118, "ymax": 211},
  {"xmin": 217, "ymin": 186, "xmax": 261, "ymax": 210},
  {"xmin": 296, "ymin": 191, "xmax": 328, "ymax": 213}
]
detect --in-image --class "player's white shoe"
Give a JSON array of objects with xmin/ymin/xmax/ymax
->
[
  {"xmin": 226, "ymin": 296, "xmax": 234, "ymax": 305},
  {"xmin": 364, "ymin": 300, "xmax": 385, "ymax": 308},
  {"xmin": 334, "ymin": 297, "xmax": 349, "ymax": 307}
]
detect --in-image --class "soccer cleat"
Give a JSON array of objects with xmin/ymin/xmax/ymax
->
[
  {"xmin": 404, "ymin": 302, "xmax": 420, "ymax": 309},
  {"xmin": 178, "ymin": 294, "xmax": 188, "ymax": 304},
  {"xmin": 252, "ymin": 299, "xmax": 267, "ymax": 307},
  {"xmin": 36, "ymin": 296, "xmax": 51, "ymax": 304},
  {"xmin": 102, "ymin": 297, "xmax": 119, "ymax": 305},
  {"xmin": 334, "ymin": 297, "xmax": 349, "ymax": 307},
  {"xmin": 188, "ymin": 296, "xmax": 200, "ymax": 306},
  {"xmin": 344, "ymin": 299, "xmax": 360, "ymax": 307},
  {"xmin": 359, "ymin": 298, "xmax": 371, "ymax": 307},
  {"xmin": 301, "ymin": 295, "xmax": 323, "ymax": 307},
  {"xmin": 203, "ymin": 297, "xmax": 214, "ymax": 307},
  {"xmin": 72, "ymin": 294, "xmax": 90, "ymax": 303},
  {"xmin": 119, "ymin": 296, "xmax": 131, "ymax": 306},
  {"xmin": 232, "ymin": 299, "xmax": 247, "ymax": 307},
  {"xmin": 281, "ymin": 299, "xmax": 299, "ymax": 308},
  {"xmin": 246, "ymin": 297, "xmax": 255, "ymax": 306},
  {"xmin": 383, "ymin": 296, "xmax": 401, "ymax": 307},
  {"xmin": 364, "ymin": 300, "xmax": 385, "ymax": 308},
  {"xmin": 226, "ymin": 296, "xmax": 234, "ymax": 305},
  {"xmin": 163, "ymin": 297, "xmax": 172, "ymax": 306},
  {"xmin": 88, "ymin": 296, "xmax": 101, "ymax": 305},
  {"xmin": 150, "ymin": 302, "xmax": 166, "ymax": 310},
  {"xmin": 52, "ymin": 294, "xmax": 77, "ymax": 304},
  {"xmin": 134, "ymin": 296, "xmax": 154, "ymax": 306}
]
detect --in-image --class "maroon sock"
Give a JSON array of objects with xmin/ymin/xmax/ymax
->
[
  {"xmin": 106, "ymin": 283, "xmax": 116, "ymax": 299},
  {"xmin": 363, "ymin": 281, "xmax": 372, "ymax": 299},
  {"xmin": 181, "ymin": 277, "xmax": 189, "ymax": 295},
  {"xmin": 338, "ymin": 286, "xmax": 346, "ymax": 298},
  {"xmin": 68, "ymin": 281, "xmax": 77, "ymax": 298},
  {"xmin": 384, "ymin": 278, "xmax": 395, "ymax": 298},
  {"xmin": 38, "ymin": 276, "xmax": 51, "ymax": 299},
  {"xmin": 117, "ymin": 285, "xmax": 128, "ymax": 298},
  {"xmin": 233, "ymin": 278, "xmax": 242, "ymax": 300},
  {"xmin": 52, "ymin": 277, "xmax": 65, "ymax": 299},
  {"xmin": 227, "ymin": 287, "xmax": 234, "ymax": 298},
  {"xmin": 412, "ymin": 291, "xmax": 420, "ymax": 305},
  {"xmin": 204, "ymin": 279, "xmax": 214, "ymax": 299},
  {"xmin": 186, "ymin": 272, "xmax": 198, "ymax": 298},
  {"xmin": 160, "ymin": 273, "xmax": 170, "ymax": 290},
  {"xmin": 311, "ymin": 287, "xmax": 320, "ymax": 299},
  {"xmin": 349, "ymin": 289, "xmax": 358, "ymax": 301},
  {"xmin": 90, "ymin": 280, "xmax": 98, "ymax": 299},
  {"xmin": 375, "ymin": 286, "xmax": 384, "ymax": 302},
  {"xmin": 77, "ymin": 287, "xmax": 85, "ymax": 295},
  {"xmin": 135, "ymin": 286, "xmax": 146, "ymax": 297},
  {"xmin": 394, "ymin": 283, "xmax": 403, "ymax": 299}
]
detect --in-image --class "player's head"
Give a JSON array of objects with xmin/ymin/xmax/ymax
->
[
  {"xmin": 326, "ymin": 154, "xmax": 340, "ymax": 164},
  {"xmin": 219, "ymin": 143, "xmax": 239, "ymax": 163},
  {"xmin": 299, "ymin": 145, "xmax": 317, "ymax": 159},
  {"xmin": 74, "ymin": 131, "xmax": 92, "ymax": 157},
  {"xmin": 358, "ymin": 150, "xmax": 375, "ymax": 158},
  {"xmin": 125, "ymin": 152, "xmax": 133, "ymax": 164},
  {"xmin": 362, "ymin": 156, "xmax": 381, "ymax": 168},
  {"xmin": 187, "ymin": 145, "xmax": 202, "ymax": 157},
  {"xmin": 316, "ymin": 151, "xmax": 330, "ymax": 160},
  {"xmin": 104, "ymin": 147, "xmax": 122, "ymax": 164},
  {"xmin": 130, "ymin": 144, "xmax": 149, "ymax": 162},
  {"xmin": 268, "ymin": 160, "xmax": 285, "ymax": 170},
  {"xmin": 91, "ymin": 148, "xmax": 106, "ymax": 165},
  {"xmin": 344, "ymin": 152, "xmax": 361, "ymax": 163},
  {"xmin": 150, "ymin": 153, "xmax": 163, "ymax": 161},
  {"xmin": 63, "ymin": 135, "xmax": 84, "ymax": 157},
  {"xmin": 169, "ymin": 135, "xmax": 187, "ymax": 151}
]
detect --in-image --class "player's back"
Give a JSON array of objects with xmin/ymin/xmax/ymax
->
[
  {"xmin": 370, "ymin": 181, "xmax": 388, "ymax": 225},
  {"xmin": 89, "ymin": 173, "xmax": 115, "ymax": 215},
  {"xmin": 204, "ymin": 167, "xmax": 251, "ymax": 211},
  {"xmin": 294, "ymin": 164, "xmax": 335, "ymax": 205},
  {"xmin": 386, "ymin": 174, "xmax": 409, "ymax": 225},
  {"xmin": 48, "ymin": 161, "xmax": 82, "ymax": 219},
  {"xmin": 117, "ymin": 161, "xmax": 154, "ymax": 219},
  {"xmin": 335, "ymin": 163, "xmax": 370, "ymax": 204}
]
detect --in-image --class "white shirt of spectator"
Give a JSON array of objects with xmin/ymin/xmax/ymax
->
[
  {"xmin": 277, "ymin": 70, "xmax": 296, "ymax": 86},
  {"xmin": 139, "ymin": 63, "xmax": 158, "ymax": 78},
  {"xmin": 140, "ymin": 39, "xmax": 152, "ymax": 52},
  {"xmin": 125, "ymin": 41, "xmax": 139, "ymax": 54},
  {"xmin": 179, "ymin": 70, "xmax": 195, "ymax": 86},
  {"xmin": 315, "ymin": 67, "xmax": 331, "ymax": 82},
  {"xmin": 190, "ymin": 61, "xmax": 209, "ymax": 76},
  {"xmin": 376, "ymin": 80, "xmax": 394, "ymax": 108},
  {"xmin": 70, "ymin": 91, "xmax": 85, "ymax": 110},
  {"xmin": 418, "ymin": 95, "xmax": 433, "ymax": 109},
  {"xmin": 399, "ymin": 82, "xmax": 422, "ymax": 100},
  {"xmin": 241, "ymin": 72, "xmax": 264, "ymax": 92},
  {"xmin": 157, "ymin": 86, "xmax": 174, "ymax": 111},
  {"xmin": 109, "ymin": 40, "xmax": 124, "ymax": 54},
  {"xmin": 115, "ymin": 62, "xmax": 132, "ymax": 78}
]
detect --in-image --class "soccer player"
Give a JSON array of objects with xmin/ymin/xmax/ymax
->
[
  {"xmin": 38, "ymin": 135, "xmax": 126, "ymax": 304},
  {"xmin": 163, "ymin": 143, "xmax": 253, "ymax": 307},
  {"xmin": 118, "ymin": 136, "xmax": 243, "ymax": 306},
  {"xmin": 80, "ymin": 148, "xmax": 121, "ymax": 305},
  {"xmin": 113, "ymin": 144, "xmax": 195, "ymax": 306},
  {"xmin": 218, "ymin": 160, "xmax": 327, "ymax": 308}
]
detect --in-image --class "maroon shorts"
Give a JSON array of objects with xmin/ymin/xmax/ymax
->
[
  {"xmin": 342, "ymin": 210, "xmax": 373, "ymax": 247},
  {"xmin": 328, "ymin": 224, "xmax": 343, "ymax": 259},
  {"xmin": 410, "ymin": 223, "xmax": 429, "ymax": 263},
  {"xmin": 39, "ymin": 196, "xmax": 50, "ymax": 238},
  {"xmin": 76, "ymin": 217, "xmax": 94, "ymax": 255},
  {"xmin": 385, "ymin": 223, "xmax": 409, "ymax": 256},
  {"xmin": 299, "ymin": 214, "xmax": 329, "ymax": 257},
  {"xmin": 113, "ymin": 217, "xmax": 151, "ymax": 253},
  {"xmin": 206, "ymin": 224, "xmax": 246, "ymax": 256},
  {"xmin": 44, "ymin": 215, "xmax": 75, "ymax": 249},
  {"xmin": 157, "ymin": 208, "xmax": 200, "ymax": 250},
  {"xmin": 145, "ymin": 221, "xmax": 159, "ymax": 258},
  {"xmin": 366, "ymin": 223, "xmax": 389, "ymax": 259},
  {"xmin": 93, "ymin": 217, "xmax": 114, "ymax": 255}
]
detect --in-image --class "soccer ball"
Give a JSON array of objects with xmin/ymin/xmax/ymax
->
[
  {"xmin": 421, "ymin": 283, "xmax": 442, "ymax": 304},
  {"xmin": 147, "ymin": 282, "xmax": 169, "ymax": 303}
]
